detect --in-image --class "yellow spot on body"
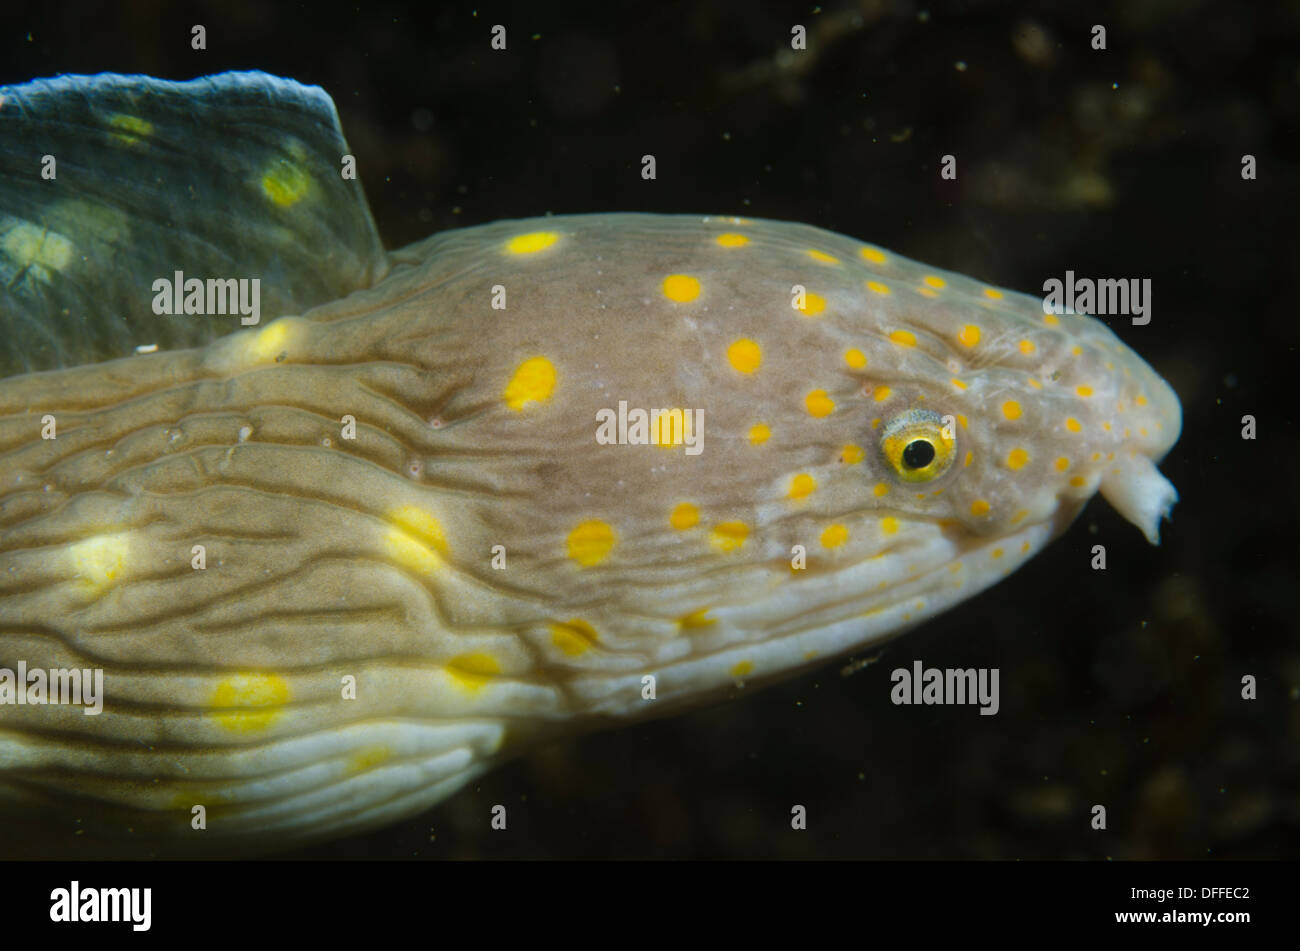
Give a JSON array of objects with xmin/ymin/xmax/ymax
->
[
  {"xmin": 678, "ymin": 607, "xmax": 716, "ymax": 629},
  {"xmin": 1021, "ymin": 541, "xmax": 1031, "ymax": 554},
  {"xmin": 1069, "ymin": 476, "xmax": 1087, "ymax": 488},
  {"xmin": 382, "ymin": 524, "xmax": 441, "ymax": 574},
  {"xmin": 957, "ymin": 414, "xmax": 968, "ymax": 429},
  {"xmin": 1055, "ymin": 457, "xmax": 1070, "ymax": 472},
  {"xmin": 796, "ymin": 292, "xmax": 826, "ymax": 316},
  {"xmin": 789, "ymin": 473, "xmax": 816, "ymax": 500},
  {"xmin": 1102, "ymin": 421, "xmax": 1112, "ymax": 432},
  {"xmin": 1135, "ymin": 394, "xmax": 1148, "ymax": 407},
  {"xmin": 807, "ymin": 249, "xmax": 838, "ymax": 264},
  {"xmin": 873, "ymin": 482, "xmax": 889, "ymax": 497},
  {"xmin": 889, "ymin": 329, "xmax": 917, "ymax": 347},
  {"xmin": 923, "ymin": 275, "xmax": 946, "ymax": 289},
  {"xmin": 261, "ymin": 157, "xmax": 311, "ymax": 207},
  {"xmin": 1071, "ymin": 345, "xmax": 1083, "ymax": 357},
  {"xmin": 446, "ymin": 653, "xmax": 501, "ymax": 693},
  {"xmin": 1044, "ymin": 313, "xmax": 1060, "ymax": 326},
  {"xmin": 663, "ymin": 274, "xmax": 701, "ymax": 302},
  {"xmin": 567, "ymin": 520, "xmax": 616, "ymax": 566},
  {"xmin": 506, "ymin": 231, "xmax": 559, "ymax": 254},
  {"xmin": 389, "ymin": 506, "xmax": 446, "ymax": 549},
  {"xmin": 866, "ymin": 280, "xmax": 891, "ymax": 295},
  {"xmin": 963, "ymin": 450, "xmax": 973, "ymax": 467},
  {"xmin": 730, "ymin": 660, "xmax": 755, "ymax": 678},
  {"xmin": 69, "ymin": 532, "xmax": 131, "ymax": 593},
  {"xmin": 108, "ymin": 113, "xmax": 153, "ymax": 145},
  {"xmin": 716, "ymin": 232, "xmax": 749, "ymax": 248},
  {"xmin": 1076, "ymin": 385, "xmax": 1093, "ymax": 397},
  {"xmin": 1011, "ymin": 510, "xmax": 1028, "ymax": 524},
  {"xmin": 841, "ymin": 444, "xmax": 864, "ymax": 464},
  {"xmin": 821, "ymin": 524, "xmax": 849, "ymax": 548},
  {"xmin": 749, "ymin": 423, "xmax": 771, "ymax": 445},
  {"xmin": 992, "ymin": 548, "xmax": 1004, "ymax": 559},
  {"xmin": 951, "ymin": 378, "xmax": 967, "ymax": 389},
  {"xmin": 844, "ymin": 348, "xmax": 867, "ymax": 369},
  {"xmin": 651, "ymin": 409, "xmax": 690, "ymax": 448},
  {"xmin": 957, "ymin": 324, "xmax": 981, "ymax": 348},
  {"xmin": 970, "ymin": 499, "xmax": 991, "ymax": 516},
  {"xmin": 727, "ymin": 338, "xmax": 762, "ymax": 373},
  {"xmin": 860, "ymin": 246, "xmax": 887, "ymax": 264},
  {"xmin": 670, "ymin": 502, "xmax": 699, "ymax": 530},
  {"xmin": 1028, "ymin": 378, "xmax": 1042, "ymax": 390},
  {"xmin": 211, "ymin": 673, "xmax": 290, "ymax": 733},
  {"xmin": 550, "ymin": 618, "xmax": 599, "ymax": 657},
  {"xmin": 1002, "ymin": 401, "xmax": 1023, "ymax": 420},
  {"xmin": 1066, "ymin": 417, "xmax": 1082, "ymax": 432},
  {"xmin": 503, "ymin": 356, "xmax": 556, "ymax": 410},
  {"xmin": 385, "ymin": 505, "xmax": 448, "ymax": 575},
  {"xmin": 983, "ymin": 287, "xmax": 1003, "ymax": 300},
  {"xmin": 246, "ymin": 318, "xmax": 301, "ymax": 363},
  {"xmin": 916, "ymin": 286, "xmax": 938, "ymax": 298},
  {"xmin": 347, "ymin": 746, "xmax": 392, "ymax": 775},
  {"xmin": 711, "ymin": 521, "xmax": 749, "ymax": 552},
  {"xmin": 872, "ymin": 385, "xmax": 891, "ymax": 402},
  {"xmin": 805, "ymin": 389, "xmax": 835, "ymax": 417},
  {"xmin": 1006, "ymin": 448, "xmax": 1029, "ymax": 470},
  {"xmin": 881, "ymin": 516, "xmax": 900, "ymax": 536},
  {"xmin": 1018, "ymin": 339, "xmax": 1036, "ymax": 354}
]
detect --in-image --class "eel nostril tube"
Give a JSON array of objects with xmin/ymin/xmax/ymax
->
[{"xmin": 1099, "ymin": 452, "xmax": 1179, "ymax": 545}]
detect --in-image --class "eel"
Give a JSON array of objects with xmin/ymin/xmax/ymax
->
[{"xmin": 0, "ymin": 72, "xmax": 1182, "ymax": 857}]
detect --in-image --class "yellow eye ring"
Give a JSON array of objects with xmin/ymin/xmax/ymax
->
[{"xmin": 879, "ymin": 409, "xmax": 957, "ymax": 483}]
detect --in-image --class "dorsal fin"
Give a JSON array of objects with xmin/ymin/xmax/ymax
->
[{"xmin": 0, "ymin": 71, "xmax": 388, "ymax": 374}]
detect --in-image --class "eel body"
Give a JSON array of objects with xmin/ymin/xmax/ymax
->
[{"xmin": 0, "ymin": 73, "xmax": 1181, "ymax": 856}]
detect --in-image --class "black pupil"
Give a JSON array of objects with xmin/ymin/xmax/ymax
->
[{"xmin": 902, "ymin": 439, "xmax": 936, "ymax": 469}]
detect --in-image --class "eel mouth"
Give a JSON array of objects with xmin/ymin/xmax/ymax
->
[
  {"xmin": 685, "ymin": 512, "xmax": 1067, "ymax": 654},
  {"xmin": 576, "ymin": 514, "xmax": 1071, "ymax": 721}
]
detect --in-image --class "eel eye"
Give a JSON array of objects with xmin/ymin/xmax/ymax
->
[
  {"xmin": 902, "ymin": 439, "xmax": 935, "ymax": 469},
  {"xmin": 880, "ymin": 409, "xmax": 956, "ymax": 483}
]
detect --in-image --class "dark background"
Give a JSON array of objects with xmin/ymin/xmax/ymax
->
[{"xmin": 2, "ymin": 0, "xmax": 1296, "ymax": 859}]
